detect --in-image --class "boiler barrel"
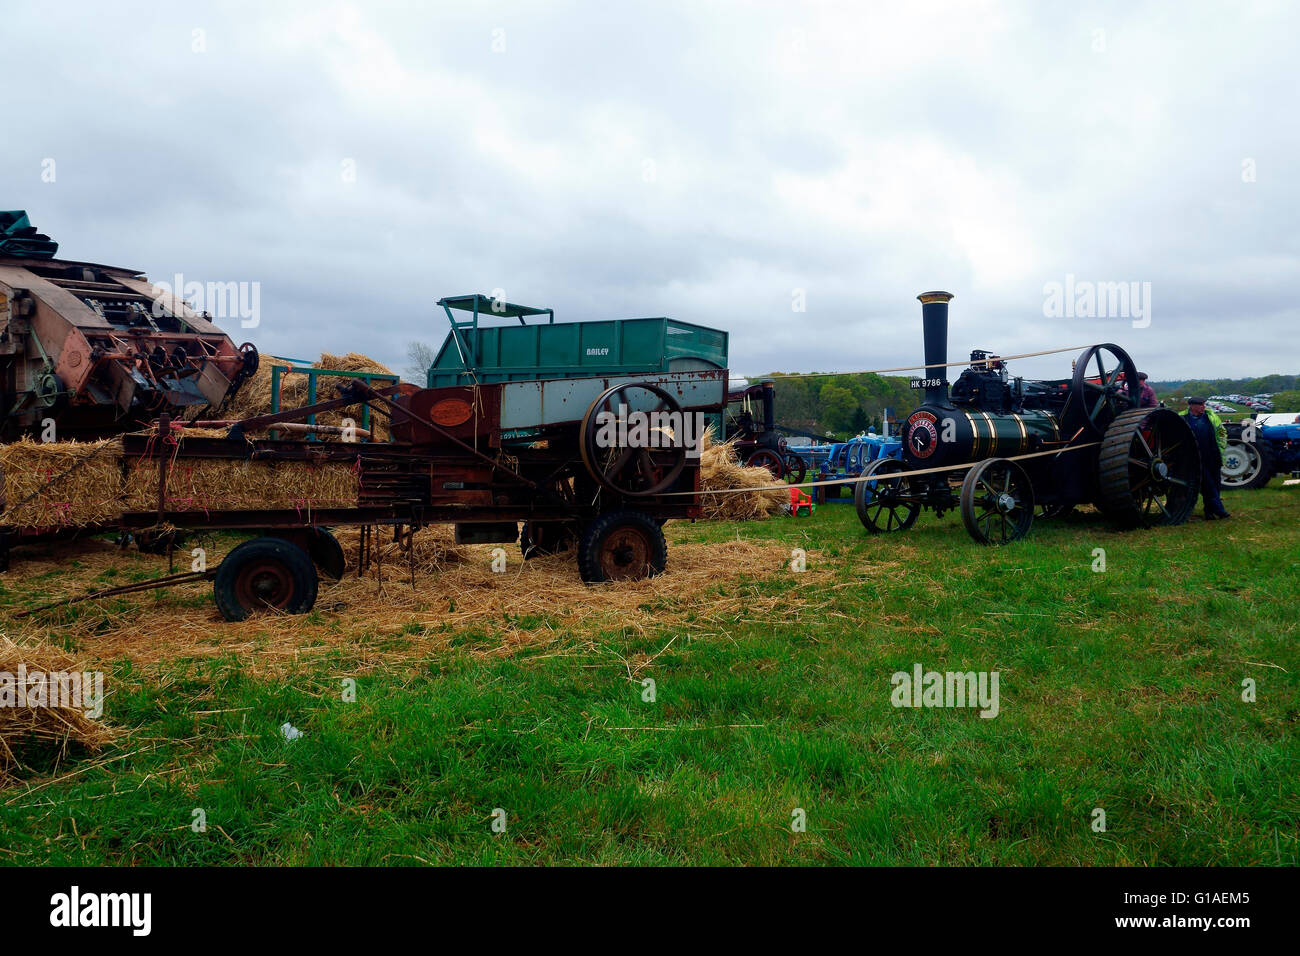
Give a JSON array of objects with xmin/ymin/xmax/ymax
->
[{"xmin": 902, "ymin": 407, "xmax": 1060, "ymax": 467}]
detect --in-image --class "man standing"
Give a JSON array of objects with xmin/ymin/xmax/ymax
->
[
  {"xmin": 1137, "ymin": 373, "xmax": 1158, "ymax": 408},
  {"xmin": 1181, "ymin": 397, "xmax": 1230, "ymax": 520}
]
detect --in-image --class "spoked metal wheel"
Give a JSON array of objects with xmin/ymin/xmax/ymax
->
[
  {"xmin": 1067, "ymin": 344, "xmax": 1140, "ymax": 437},
  {"xmin": 1037, "ymin": 502, "xmax": 1075, "ymax": 520},
  {"xmin": 579, "ymin": 382, "xmax": 687, "ymax": 496},
  {"xmin": 744, "ymin": 448, "xmax": 785, "ymax": 479},
  {"xmin": 960, "ymin": 458, "xmax": 1035, "ymax": 544},
  {"xmin": 782, "ymin": 451, "xmax": 808, "ymax": 484},
  {"xmin": 854, "ymin": 457, "xmax": 921, "ymax": 533},
  {"xmin": 1097, "ymin": 407, "xmax": 1200, "ymax": 527}
]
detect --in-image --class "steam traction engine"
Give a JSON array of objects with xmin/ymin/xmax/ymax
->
[{"xmin": 855, "ymin": 292, "xmax": 1201, "ymax": 544}]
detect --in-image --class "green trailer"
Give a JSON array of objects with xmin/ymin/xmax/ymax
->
[{"xmin": 427, "ymin": 294, "xmax": 729, "ymax": 387}]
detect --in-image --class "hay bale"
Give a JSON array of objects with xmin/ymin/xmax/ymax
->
[
  {"xmin": 1, "ymin": 438, "xmax": 359, "ymax": 528},
  {"xmin": 221, "ymin": 351, "xmax": 396, "ymax": 440},
  {"xmin": 0, "ymin": 438, "xmax": 123, "ymax": 527},
  {"xmin": 699, "ymin": 432, "xmax": 788, "ymax": 521},
  {"xmin": 0, "ymin": 638, "xmax": 114, "ymax": 785}
]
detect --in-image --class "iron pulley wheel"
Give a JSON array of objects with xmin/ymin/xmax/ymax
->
[
  {"xmin": 854, "ymin": 457, "xmax": 921, "ymax": 533},
  {"xmin": 1068, "ymin": 344, "xmax": 1140, "ymax": 437},
  {"xmin": 960, "ymin": 457, "xmax": 1035, "ymax": 545},
  {"xmin": 577, "ymin": 511, "xmax": 668, "ymax": 583},
  {"xmin": 579, "ymin": 382, "xmax": 688, "ymax": 496},
  {"xmin": 1097, "ymin": 407, "xmax": 1199, "ymax": 527}
]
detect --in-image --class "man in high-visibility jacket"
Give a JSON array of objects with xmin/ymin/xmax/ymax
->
[{"xmin": 1181, "ymin": 397, "xmax": 1230, "ymax": 519}]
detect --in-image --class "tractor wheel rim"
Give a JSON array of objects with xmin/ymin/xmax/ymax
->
[{"xmin": 600, "ymin": 528, "xmax": 652, "ymax": 580}]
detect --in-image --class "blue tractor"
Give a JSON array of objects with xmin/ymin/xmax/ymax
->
[
  {"xmin": 1223, "ymin": 414, "xmax": 1300, "ymax": 489},
  {"xmin": 808, "ymin": 432, "xmax": 903, "ymax": 503}
]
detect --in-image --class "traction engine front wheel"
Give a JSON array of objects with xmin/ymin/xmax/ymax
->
[{"xmin": 960, "ymin": 458, "xmax": 1035, "ymax": 545}]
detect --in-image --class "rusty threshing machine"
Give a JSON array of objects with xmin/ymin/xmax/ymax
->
[
  {"xmin": 4, "ymin": 294, "xmax": 729, "ymax": 621},
  {"xmin": 0, "ymin": 210, "xmax": 257, "ymax": 440}
]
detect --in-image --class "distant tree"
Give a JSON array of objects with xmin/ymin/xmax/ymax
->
[
  {"xmin": 850, "ymin": 406, "xmax": 870, "ymax": 434},
  {"xmin": 405, "ymin": 341, "xmax": 436, "ymax": 384}
]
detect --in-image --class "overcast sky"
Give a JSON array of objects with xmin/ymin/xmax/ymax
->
[{"xmin": 6, "ymin": 0, "xmax": 1297, "ymax": 381}]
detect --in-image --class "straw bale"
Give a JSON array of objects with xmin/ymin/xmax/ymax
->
[
  {"xmin": 0, "ymin": 637, "xmax": 115, "ymax": 785},
  {"xmin": 698, "ymin": 432, "xmax": 788, "ymax": 521},
  {"xmin": 1, "ymin": 438, "xmax": 358, "ymax": 527},
  {"xmin": 221, "ymin": 352, "xmax": 396, "ymax": 440}
]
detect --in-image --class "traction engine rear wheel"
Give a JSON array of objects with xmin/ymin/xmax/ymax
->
[
  {"xmin": 214, "ymin": 537, "xmax": 319, "ymax": 622},
  {"xmin": 577, "ymin": 511, "xmax": 667, "ymax": 583},
  {"xmin": 1097, "ymin": 407, "xmax": 1199, "ymax": 527},
  {"xmin": 960, "ymin": 458, "xmax": 1035, "ymax": 545},
  {"xmin": 855, "ymin": 457, "xmax": 920, "ymax": 533}
]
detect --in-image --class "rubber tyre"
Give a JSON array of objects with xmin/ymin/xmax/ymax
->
[
  {"xmin": 214, "ymin": 537, "xmax": 319, "ymax": 622},
  {"xmin": 306, "ymin": 527, "xmax": 346, "ymax": 580},
  {"xmin": 577, "ymin": 511, "xmax": 667, "ymax": 583},
  {"xmin": 1222, "ymin": 425, "xmax": 1275, "ymax": 490}
]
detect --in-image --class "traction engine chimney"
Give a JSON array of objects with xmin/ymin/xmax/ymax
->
[{"xmin": 918, "ymin": 291, "xmax": 953, "ymax": 407}]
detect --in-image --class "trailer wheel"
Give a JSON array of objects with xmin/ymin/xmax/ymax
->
[
  {"xmin": 306, "ymin": 528, "xmax": 346, "ymax": 580},
  {"xmin": 520, "ymin": 521, "xmax": 578, "ymax": 559},
  {"xmin": 214, "ymin": 537, "xmax": 318, "ymax": 622},
  {"xmin": 577, "ymin": 511, "xmax": 667, "ymax": 583},
  {"xmin": 960, "ymin": 458, "xmax": 1035, "ymax": 545},
  {"xmin": 1222, "ymin": 425, "xmax": 1275, "ymax": 489}
]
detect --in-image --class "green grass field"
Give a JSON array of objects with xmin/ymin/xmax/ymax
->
[{"xmin": 1, "ymin": 486, "xmax": 1297, "ymax": 866}]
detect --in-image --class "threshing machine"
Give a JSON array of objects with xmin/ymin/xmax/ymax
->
[
  {"xmin": 4, "ymin": 294, "xmax": 730, "ymax": 621},
  {"xmin": 855, "ymin": 292, "xmax": 1202, "ymax": 543},
  {"xmin": 0, "ymin": 210, "xmax": 257, "ymax": 440}
]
